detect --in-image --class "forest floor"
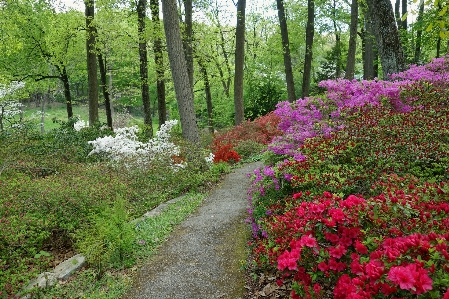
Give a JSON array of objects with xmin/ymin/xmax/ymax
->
[{"xmin": 120, "ymin": 161, "xmax": 287, "ymax": 299}]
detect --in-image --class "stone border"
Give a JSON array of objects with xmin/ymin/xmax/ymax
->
[{"xmin": 19, "ymin": 195, "xmax": 188, "ymax": 298}]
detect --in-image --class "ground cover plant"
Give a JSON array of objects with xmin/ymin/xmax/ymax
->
[{"xmin": 247, "ymin": 57, "xmax": 449, "ymax": 298}]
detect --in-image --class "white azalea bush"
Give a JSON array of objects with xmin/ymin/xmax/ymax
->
[
  {"xmin": 0, "ymin": 81, "xmax": 25, "ymax": 131},
  {"xmin": 88, "ymin": 120, "xmax": 183, "ymax": 169}
]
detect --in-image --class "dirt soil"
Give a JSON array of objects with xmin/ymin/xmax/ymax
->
[{"xmin": 122, "ymin": 162, "xmax": 264, "ymax": 299}]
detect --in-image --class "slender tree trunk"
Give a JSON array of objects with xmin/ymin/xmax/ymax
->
[
  {"xmin": 401, "ymin": 0, "xmax": 407, "ymax": 30},
  {"xmin": 302, "ymin": 0, "xmax": 314, "ymax": 97},
  {"xmin": 182, "ymin": 0, "xmax": 194, "ymax": 90},
  {"xmin": 345, "ymin": 0, "xmax": 358, "ymax": 79},
  {"xmin": 40, "ymin": 94, "xmax": 45, "ymax": 133},
  {"xmin": 436, "ymin": 1, "xmax": 443, "ymax": 58},
  {"xmin": 332, "ymin": 0, "xmax": 342, "ymax": 78},
  {"xmin": 137, "ymin": 0, "xmax": 153, "ymax": 137},
  {"xmin": 414, "ymin": 0, "xmax": 424, "ymax": 64},
  {"xmin": 276, "ymin": 0, "xmax": 296, "ymax": 102},
  {"xmin": 218, "ymin": 26, "xmax": 232, "ymax": 96},
  {"xmin": 60, "ymin": 65, "xmax": 73, "ymax": 119},
  {"xmin": 97, "ymin": 53, "xmax": 113, "ymax": 129},
  {"xmin": 362, "ymin": 18, "xmax": 376, "ymax": 80},
  {"xmin": 198, "ymin": 58, "xmax": 214, "ymax": 134},
  {"xmin": 394, "ymin": 0, "xmax": 400, "ymax": 29},
  {"xmin": 234, "ymin": 0, "xmax": 246, "ymax": 125},
  {"xmin": 211, "ymin": 51, "xmax": 230, "ymax": 97},
  {"xmin": 150, "ymin": 0, "xmax": 167, "ymax": 127},
  {"xmin": 366, "ymin": 0, "xmax": 405, "ymax": 79},
  {"xmin": 84, "ymin": 0, "xmax": 99, "ymax": 125},
  {"xmin": 161, "ymin": 0, "xmax": 199, "ymax": 143}
]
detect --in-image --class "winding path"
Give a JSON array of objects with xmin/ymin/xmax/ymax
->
[{"xmin": 123, "ymin": 162, "xmax": 262, "ymax": 299}]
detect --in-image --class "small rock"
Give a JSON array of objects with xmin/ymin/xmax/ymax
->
[{"xmin": 53, "ymin": 254, "xmax": 85, "ymax": 280}]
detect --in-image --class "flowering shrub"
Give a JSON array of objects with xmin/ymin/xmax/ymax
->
[
  {"xmin": 248, "ymin": 57, "xmax": 449, "ymax": 298},
  {"xmin": 212, "ymin": 144, "xmax": 241, "ymax": 163},
  {"xmin": 251, "ymin": 180, "xmax": 449, "ymax": 299},
  {"xmin": 210, "ymin": 112, "xmax": 281, "ymax": 162},
  {"xmin": 88, "ymin": 120, "xmax": 183, "ymax": 168}
]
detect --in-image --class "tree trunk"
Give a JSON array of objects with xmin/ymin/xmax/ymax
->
[
  {"xmin": 218, "ymin": 26, "xmax": 232, "ymax": 97},
  {"xmin": 150, "ymin": 0, "xmax": 167, "ymax": 127},
  {"xmin": 332, "ymin": 0, "xmax": 342, "ymax": 78},
  {"xmin": 401, "ymin": 0, "xmax": 407, "ymax": 30},
  {"xmin": 211, "ymin": 51, "xmax": 230, "ymax": 97},
  {"xmin": 345, "ymin": 0, "xmax": 358, "ymax": 79},
  {"xmin": 436, "ymin": 1, "xmax": 442, "ymax": 58},
  {"xmin": 234, "ymin": 0, "xmax": 246, "ymax": 125},
  {"xmin": 394, "ymin": 0, "xmax": 400, "ymax": 29},
  {"xmin": 366, "ymin": 0, "xmax": 405, "ymax": 79},
  {"xmin": 414, "ymin": 0, "xmax": 424, "ymax": 64},
  {"xmin": 97, "ymin": 53, "xmax": 113, "ymax": 129},
  {"xmin": 198, "ymin": 58, "xmax": 214, "ymax": 134},
  {"xmin": 84, "ymin": 0, "xmax": 99, "ymax": 126},
  {"xmin": 302, "ymin": 0, "xmax": 314, "ymax": 97},
  {"xmin": 276, "ymin": 0, "xmax": 296, "ymax": 102},
  {"xmin": 182, "ymin": 0, "xmax": 194, "ymax": 90},
  {"xmin": 137, "ymin": 0, "xmax": 153, "ymax": 137},
  {"xmin": 161, "ymin": 0, "xmax": 199, "ymax": 143},
  {"xmin": 40, "ymin": 94, "xmax": 45, "ymax": 134},
  {"xmin": 60, "ymin": 66, "xmax": 73, "ymax": 119}
]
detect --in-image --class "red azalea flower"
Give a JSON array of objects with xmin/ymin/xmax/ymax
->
[
  {"xmin": 387, "ymin": 265, "xmax": 416, "ymax": 291},
  {"xmin": 355, "ymin": 240, "xmax": 368, "ymax": 254},
  {"xmin": 329, "ymin": 244, "xmax": 348, "ymax": 259},
  {"xmin": 293, "ymin": 192, "xmax": 302, "ymax": 199},
  {"xmin": 365, "ymin": 260, "xmax": 385, "ymax": 281},
  {"xmin": 300, "ymin": 235, "xmax": 318, "ymax": 248}
]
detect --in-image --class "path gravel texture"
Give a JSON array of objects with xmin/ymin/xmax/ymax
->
[{"xmin": 123, "ymin": 162, "xmax": 262, "ymax": 299}]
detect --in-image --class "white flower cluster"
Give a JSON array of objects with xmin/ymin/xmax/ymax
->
[
  {"xmin": 1, "ymin": 100, "xmax": 24, "ymax": 118},
  {"xmin": 0, "ymin": 81, "xmax": 25, "ymax": 99},
  {"xmin": 205, "ymin": 152, "xmax": 215, "ymax": 164},
  {"xmin": 74, "ymin": 118, "xmax": 88, "ymax": 131},
  {"xmin": 88, "ymin": 120, "xmax": 183, "ymax": 169}
]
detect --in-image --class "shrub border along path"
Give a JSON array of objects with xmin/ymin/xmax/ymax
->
[{"xmin": 122, "ymin": 161, "xmax": 262, "ymax": 299}]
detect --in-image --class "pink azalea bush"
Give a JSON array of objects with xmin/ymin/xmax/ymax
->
[{"xmin": 248, "ymin": 56, "xmax": 449, "ymax": 298}]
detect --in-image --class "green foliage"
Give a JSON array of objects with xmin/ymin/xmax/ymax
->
[
  {"xmin": 75, "ymin": 197, "xmax": 135, "ymax": 278},
  {"xmin": 245, "ymin": 74, "xmax": 286, "ymax": 120},
  {"xmin": 233, "ymin": 140, "xmax": 266, "ymax": 160}
]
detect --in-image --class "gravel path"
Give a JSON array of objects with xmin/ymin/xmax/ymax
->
[{"xmin": 123, "ymin": 162, "xmax": 262, "ymax": 299}]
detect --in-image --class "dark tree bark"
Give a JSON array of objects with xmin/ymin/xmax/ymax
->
[
  {"xmin": 276, "ymin": 0, "xmax": 296, "ymax": 102},
  {"xmin": 84, "ymin": 0, "xmax": 99, "ymax": 125},
  {"xmin": 332, "ymin": 0, "xmax": 342, "ymax": 78},
  {"xmin": 198, "ymin": 58, "xmax": 214, "ymax": 134},
  {"xmin": 137, "ymin": 0, "xmax": 153, "ymax": 137},
  {"xmin": 361, "ymin": 16, "xmax": 376, "ymax": 80},
  {"xmin": 161, "ymin": 0, "xmax": 199, "ymax": 143},
  {"xmin": 97, "ymin": 53, "xmax": 113, "ymax": 129},
  {"xmin": 414, "ymin": 0, "xmax": 424, "ymax": 64},
  {"xmin": 436, "ymin": 1, "xmax": 443, "ymax": 58},
  {"xmin": 401, "ymin": 0, "xmax": 407, "ymax": 30},
  {"xmin": 345, "ymin": 0, "xmax": 358, "ymax": 79},
  {"xmin": 150, "ymin": 0, "xmax": 167, "ymax": 127},
  {"xmin": 302, "ymin": 0, "xmax": 314, "ymax": 97},
  {"xmin": 182, "ymin": 0, "xmax": 194, "ymax": 90},
  {"xmin": 59, "ymin": 65, "xmax": 73, "ymax": 119},
  {"xmin": 366, "ymin": 0, "xmax": 406, "ymax": 79},
  {"xmin": 234, "ymin": 0, "xmax": 246, "ymax": 125}
]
